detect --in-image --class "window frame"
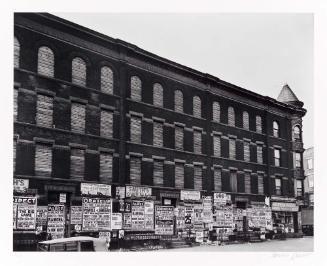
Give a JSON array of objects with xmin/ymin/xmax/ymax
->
[
  {"xmin": 273, "ymin": 121, "xmax": 280, "ymax": 138},
  {"xmin": 37, "ymin": 46, "xmax": 55, "ymax": 78},
  {"xmin": 275, "ymin": 178, "xmax": 282, "ymax": 196},
  {"xmin": 274, "ymin": 148, "xmax": 281, "ymax": 167}
]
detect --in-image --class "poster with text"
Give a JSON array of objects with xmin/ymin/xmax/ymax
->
[
  {"xmin": 111, "ymin": 213, "xmax": 123, "ymax": 230},
  {"xmin": 155, "ymin": 206, "xmax": 174, "ymax": 235},
  {"xmin": 47, "ymin": 204, "xmax": 65, "ymax": 239},
  {"xmin": 123, "ymin": 213, "xmax": 132, "ymax": 229},
  {"xmin": 14, "ymin": 196, "xmax": 37, "ymax": 230},
  {"xmin": 70, "ymin": 206, "xmax": 83, "ymax": 225},
  {"xmin": 175, "ymin": 206, "xmax": 185, "ymax": 230},
  {"xmin": 144, "ymin": 201, "xmax": 154, "ymax": 230},
  {"xmin": 131, "ymin": 201, "xmax": 145, "ymax": 230},
  {"xmin": 36, "ymin": 206, "xmax": 48, "ymax": 228}
]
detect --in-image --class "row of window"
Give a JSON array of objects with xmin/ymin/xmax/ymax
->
[{"xmin": 274, "ymin": 178, "xmax": 303, "ymax": 197}]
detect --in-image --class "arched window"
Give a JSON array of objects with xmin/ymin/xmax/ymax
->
[
  {"xmin": 293, "ymin": 125, "xmax": 301, "ymax": 141},
  {"xmin": 37, "ymin": 46, "xmax": 54, "ymax": 77},
  {"xmin": 193, "ymin": 96, "xmax": 201, "ymax": 118},
  {"xmin": 101, "ymin": 66, "xmax": 113, "ymax": 94},
  {"xmin": 256, "ymin": 115, "xmax": 262, "ymax": 133},
  {"xmin": 130, "ymin": 76, "xmax": 142, "ymax": 101},
  {"xmin": 228, "ymin": 106, "xmax": 235, "ymax": 126},
  {"xmin": 273, "ymin": 121, "xmax": 280, "ymax": 137},
  {"xmin": 72, "ymin": 57, "xmax": 87, "ymax": 87},
  {"xmin": 153, "ymin": 83, "xmax": 163, "ymax": 107},
  {"xmin": 243, "ymin": 111, "xmax": 249, "ymax": 130},
  {"xmin": 14, "ymin": 36, "xmax": 20, "ymax": 68},
  {"xmin": 212, "ymin": 101, "xmax": 220, "ymax": 122},
  {"xmin": 174, "ymin": 90, "xmax": 183, "ymax": 113}
]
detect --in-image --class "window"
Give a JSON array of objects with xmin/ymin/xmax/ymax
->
[
  {"xmin": 228, "ymin": 107, "xmax": 235, "ymax": 126},
  {"xmin": 175, "ymin": 125, "xmax": 184, "ymax": 150},
  {"xmin": 193, "ymin": 130, "xmax": 202, "ymax": 154},
  {"xmin": 307, "ymin": 158, "xmax": 313, "ymax": 170},
  {"xmin": 243, "ymin": 141, "xmax": 250, "ymax": 162},
  {"xmin": 153, "ymin": 160, "xmax": 164, "ymax": 186},
  {"xmin": 13, "ymin": 139, "xmax": 17, "ymax": 172},
  {"xmin": 214, "ymin": 168, "xmax": 222, "ymax": 191},
  {"xmin": 71, "ymin": 103, "xmax": 86, "ymax": 134},
  {"xmin": 296, "ymin": 180, "xmax": 303, "ymax": 197},
  {"xmin": 293, "ymin": 126, "xmax": 301, "ymax": 141},
  {"xmin": 257, "ymin": 145, "xmax": 263, "ymax": 164},
  {"xmin": 258, "ymin": 174, "xmax": 264, "ymax": 194},
  {"xmin": 295, "ymin": 152, "xmax": 301, "ymax": 168},
  {"xmin": 130, "ymin": 116, "xmax": 142, "ymax": 143},
  {"xmin": 230, "ymin": 171, "xmax": 237, "ymax": 192},
  {"xmin": 14, "ymin": 36, "xmax": 20, "ymax": 68},
  {"xmin": 70, "ymin": 148, "xmax": 85, "ymax": 180},
  {"xmin": 14, "ymin": 89, "xmax": 18, "ymax": 122},
  {"xmin": 153, "ymin": 83, "xmax": 163, "ymax": 107},
  {"xmin": 274, "ymin": 148, "xmax": 281, "ymax": 167},
  {"xmin": 130, "ymin": 76, "xmax": 142, "ymax": 101},
  {"xmin": 212, "ymin": 102, "xmax": 220, "ymax": 122},
  {"xmin": 35, "ymin": 144, "xmax": 52, "ymax": 176},
  {"xmin": 100, "ymin": 110, "xmax": 113, "ymax": 138},
  {"xmin": 36, "ymin": 94, "xmax": 53, "ymax": 128},
  {"xmin": 194, "ymin": 165, "xmax": 202, "ymax": 190},
  {"xmin": 256, "ymin": 115, "xmax": 262, "ymax": 133},
  {"xmin": 174, "ymin": 90, "xmax": 183, "ymax": 112},
  {"xmin": 243, "ymin": 111, "xmax": 249, "ymax": 130},
  {"xmin": 275, "ymin": 178, "xmax": 282, "ymax": 196},
  {"xmin": 101, "ymin": 66, "xmax": 114, "ymax": 94},
  {"xmin": 273, "ymin": 121, "xmax": 280, "ymax": 137},
  {"xmin": 37, "ymin": 46, "xmax": 54, "ymax": 77},
  {"xmin": 99, "ymin": 152, "xmax": 113, "ymax": 184},
  {"xmin": 72, "ymin": 57, "xmax": 86, "ymax": 86},
  {"xmin": 213, "ymin": 135, "xmax": 221, "ymax": 157},
  {"xmin": 244, "ymin": 173, "xmax": 251, "ymax": 194},
  {"xmin": 175, "ymin": 163, "xmax": 184, "ymax": 189},
  {"xmin": 229, "ymin": 138, "xmax": 236, "ymax": 160},
  {"xmin": 130, "ymin": 156, "xmax": 141, "ymax": 185},
  {"xmin": 193, "ymin": 96, "xmax": 201, "ymax": 118},
  {"xmin": 153, "ymin": 121, "xmax": 163, "ymax": 147}
]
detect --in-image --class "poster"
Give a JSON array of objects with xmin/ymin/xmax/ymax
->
[
  {"xmin": 181, "ymin": 190, "xmax": 200, "ymax": 201},
  {"xmin": 13, "ymin": 178, "xmax": 29, "ymax": 193},
  {"xmin": 47, "ymin": 204, "xmax": 65, "ymax": 239},
  {"xmin": 247, "ymin": 206, "xmax": 272, "ymax": 230},
  {"xmin": 131, "ymin": 201, "xmax": 145, "ymax": 230},
  {"xmin": 175, "ymin": 206, "xmax": 185, "ymax": 230},
  {"xmin": 126, "ymin": 186, "xmax": 152, "ymax": 198},
  {"xmin": 116, "ymin": 186, "xmax": 126, "ymax": 199},
  {"xmin": 194, "ymin": 204, "xmax": 204, "ymax": 224},
  {"xmin": 81, "ymin": 183, "xmax": 111, "ymax": 197},
  {"xmin": 155, "ymin": 206, "xmax": 174, "ymax": 235},
  {"xmin": 214, "ymin": 206, "xmax": 233, "ymax": 227},
  {"xmin": 111, "ymin": 213, "xmax": 123, "ymax": 230},
  {"xmin": 82, "ymin": 198, "xmax": 112, "ymax": 231},
  {"xmin": 70, "ymin": 206, "xmax": 82, "ymax": 225},
  {"xmin": 213, "ymin": 193, "xmax": 230, "ymax": 205},
  {"xmin": 13, "ymin": 203, "xmax": 17, "ymax": 229},
  {"xmin": 36, "ymin": 206, "xmax": 48, "ymax": 228},
  {"xmin": 14, "ymin": 196, "xmax": 37, "ymax": 230},
  {"xmin": 144, "ymin": 201, "xmax": 154, "ymax": 230},
  {"xmin": 195, "ymin": 231, "xmax": 204, "ymax": 243},
  {"xmin": 123, "ymin": 213, "xmax": 132, "ymax": 229},
  {"xmin": 202, "ymin": 196, "xmax": 213, "ymax": 223},
  {"xmin": 185, "ymin": 205, "xmax": 194, "ymax": 228}
]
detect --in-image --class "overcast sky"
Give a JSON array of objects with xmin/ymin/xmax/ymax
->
[{"xmin": 55, "ymin": 13, "xmax": 313, "ymax": 148}]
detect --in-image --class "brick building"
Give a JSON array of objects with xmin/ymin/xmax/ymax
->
[{"xmin": 13, "ymin": 13, "xmax": 306, "ymax": 248}]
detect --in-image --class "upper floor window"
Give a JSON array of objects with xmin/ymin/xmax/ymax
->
[
  {"xmin": 229, "ymin": 138, "xmax": 236, "ymax": 160},
  {"xmin": 194, "ymin": 165, "xmax": 203, "ymax": 190},
  {"xmin": 36, "ymin": 94, "xmax": 53, "ymax": 128},
  {"xmin": 99, "ymin": 152, "xmax": 113, "ymax": 184},
  {"xmin": 175, "ymin": 125, "xmax": 184, "ymax": 151},
  {"xmin": 71, "ymin": 102, "xmax": 86, "ymax": 134},
  {"xmin": 273, "ymin": 121, "xmax": 280, "ymax": 137},
  {"xmin": 174, "ymin": 90, "xmax": 183, "ymax": 113},
  {"xmin": 72, "ymin": 57, "xmax": 86, "ymax": 87},
  {"xmin": 244, "ymin": 172, "xmax": 251, "ymax": 194},
  {"xmin": 274, "ymin": 148, "xmax": 281, "ymax": 167},
  {"xmin": 293, "ymin": 125, "xmax": 301, "ymax": 141},
  {"xmin": 101, "ymin": 66, "xmax": 114, "ymax": 94},
  {"xmin": 130, "ymin": 116, "xmax": 142, "ymax": 144},
  {"xmin": 307, "ymin": 158, "xmax": 313, "ymax": 170},
  {"xmin": 153, "ymin": 83, "xmax": 163, "ymax": 107},
  {"xmin": 296, "ymin": 180, "xmax": 303, "ymax": 197},
  {"xmin": 37, "ymin": 46, "xmax": 54, "ymax": 77},
  {"xmin": 153, "ymin": 159, "xmax": 164, "ymax": 186},
  {"xmin": 70, "ymin": 148, "xmax": 85, "ymax": 180},
  {"xmin": 213, "ymin": 135, "xmax": 221, "ymax": 157},
  {"xmin": 213, "ymin": 168, "xmax": 222, "ymax": 191},
  {"xmin": 100, "ymin": 109, "xmax": 113, "ymax": 138},
  {"xmin": 130, "ymin": 156, "xmax": 141, "ymax": 185},
  {"xmin": 256, "ymin": 115, "xmax": 262, "ymax": 133},
  {"xmin": 243, "ymin": 111, "xmax": 249, "ymax": 130},
  {"xmin": 14, "ymin": 89, "xmax": 18, "ymax": 122},
  {"xmin": 243, "ymin": 141, "xmax": 250, "ymax": 162},
  {"xmin": 193, "ymin": 129, "xmax": 202, "ymax": 154},
  {"xmin": 258, "ymin": 174, "xmax": 264, "ymax": 194},
  {"xmin": 228, "ymin": 107, "xmax": 235, "ymax": 126},
  {"xmin": 212, "ymin": 101, "xmax": 220, "ymax": 122},
  {"xmin": 295, "ymin": 152, "xmax": 302, "ymax": 168},
  {"xmin": 153, "ymin": 121, "xmax": 163, "ymax": 147},
  {"xmin": 230, "ymin": 171, "xmax": 237, "ymax": 192},
  {"xmin": 35, "ymin": 143, "xmax": 52, "ymax": 177},
  {"xmin": 257, "ymin": 145, "xmax": 263, "ymax": 164},
  {"xmin": 275, "ymin": 178, "xmax": 282, "ymax": 196},
  {"xmin": 130, "ymin": 76, "xmax": 142, "ymax": 101},
  {"xmin": 193, "ymin": 96, "xmax": 202, "ymax": 118},
  {"xmin": 175, "ymin": 163, "xmax": 184, "ymax": 189},
  {"xmin": 14, "ymin": 36, "xmax": 20, "ymax": 68}
]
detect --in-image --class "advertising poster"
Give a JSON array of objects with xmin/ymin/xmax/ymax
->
[
  {"xmin": 175, "ymin": 206, "xmax": 185, "ymax": 229},
  {"xmin": 116, "ymin": 186, "xmax": 126, "ymax": 199},
  {"xmin": 82, "ymin": 198, "xmax": 112, "ymax": 231},
  {"xmin": 180, "ymin": 190, "xmax": 200, "ymax": 201},
  {"xmin": 70, "ymin": 206, "xmax": 82, "ymax": 226},
  {"xmin": 214, "ymin": 206, "xmax": 233, "ymax": 227},
  {"xmin": 126, "ymin": 186, "xmax": 152, "ymax": 198},
  {"xmin": 184, "ymin": 205, "xmax": 194, "ymax": 228},
  {"xmin": 13, "ymin": 178, "xmax": 29, "ymax": 193},
  {"xmin": 155, "ymin": 206, "xmax": 174, "ymax": 235},
  {"xmin": 36, "ymin": 206, "xmax": 48, "ymax": 227},
  {"xmin": 144, "ymin": 201, "xmax": 154, "ymax": 230},
  {"xmin": 202, "ymin": 196, "xmax": 213, "ymax": 223},
  {"xmin": 123, "ymin": 213, "xmax": 132, "ymax": 229},
  {"xmin": 47, "ymin": 204, "xmax": 65, "ymax": 239},
  {"xmin": 247, "ymin": 206, "xmax": 273, "ymax": 230},
  {"xmin": 194, "ymin": 204, "xmax": 204, "ymax": 223},
  {"xmin": 195, "ymin": 231, "xmax": 204, "ymax": 243},
  {"xmin": 14, "ymin": 196, "xmax": 37, "ymax": 230},
  {"xmin": 13, "ymin": 203, "xmax": 17, "ymax": 229},
  {"xmin": 213, "ymin": 193, "xmax": 230, "ymax": 205},
  {"xmin": 131, "ymin": 201, "xmax": 145, "ymax": 230},
  {"xmin": 81, "ymin": 183, "xmax": 111, "ymax": 197},
  {"xmin": 111, "ymin": 213, "xmax": 123, "ymax": 230}
]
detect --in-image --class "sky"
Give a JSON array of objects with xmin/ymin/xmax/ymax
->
[{"xmin": 55, "ymin": 13, "xmax": 313, "ymax": 148}]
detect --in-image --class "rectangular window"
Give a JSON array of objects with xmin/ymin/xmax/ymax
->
[
  {"xmin": 275, "ymin": 178, "xmax": 282, "ymax": 196},
  {"xmin": 175, "ymin": 163, "xmax": 184, "ymax": 189},
  {"xmin": 36, "ymin": 94, "xmax": 53, "ymax": 128},
  {"xmin": 194, "ymin": 165, "xmax": 202, "ymax": 190},
  {"xmin": 70, "ymin": 148, "xmax": 85, "ymax": 180},
  {"xmin": 193, "ymin": 130, "xmax": 202, "ymax": 154},
  {"xmin": 296, "ymin": 180, "xmax": 303, "ymax": 197},
  {"xmin": 307, "ymin": 158, "xmax": 313, "ymax": 170},
  {"xmin": 295, "ymin": 152, "xmax": 301, "ymax": 168},
  {"xmin": 230, "ymin": 171, "xmax": 237, "ymax": 192},
  {"xmin": 244, "ymin": 141, "xmax": 250, "ymax": 162},
  {"xmin": 274, "ymin": 149, "xmax": 281, "ymax": 167},
  {"xmin": 244, "ymin": 173, "xmax": 251, "ymax": 194},
  {"xmin": 257, "ymin": 145, "xmax": 263, "ymax": 164},
  {"xmin": 14, "ymin": 89, "xmax": 18, "ymax": 122},
  {"xmin": 99, "ymin": 153, "xmax": 113, "ymax": 184},
  {"xmin": 213, "ymin": 135, "xmax": 221, "ymax": 157},
  {"xmin": 258, "ymin": 174, "xmax": 264, "ymax": 194},
  {"xmin": 13, "ymin": 140, "xmax": 17, "ymax": 172},
  {"xmin": 71, "ymin": 103, "xmax": 86, "ymax": 134},
  {"xmin": 35, "ymin": 144, "xmax": 52, "ymax": 176},
  {"xmin": 175, "ymin": 125, "xmax": 184, "ymax": 150},
  {"xmin": 229, "ymin": 139, "xmax": 236, "ymax": 160},
  {"xmin": 256, "ymin": 116, "xmax": 262, "ymax": 133},
  {"xmin": 153, "ymin": 121, "xmax": 163, "ymax": 147},
  {"xmin": 130, "ymin": 156, "xmax": 141, "ymax": 185},
  {"xmin": 130, "ymin": 116, "xmax": 142, "ymax": 143},
  {"xmin": 153, "ymin": 160, "xmax": 164, "ymax": 186},
  {"xmin": 100, "ymin": 110, "xmax": 113, "ymax": 138},
  {"xmin": 214, "ymin": 168, "xmax": 222, "ymax": 191}
]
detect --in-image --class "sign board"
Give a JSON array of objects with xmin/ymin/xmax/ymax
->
[
  {"xmin": 213, "ymin": 193, "xmax": 230, "ymax": 205},
  {"xmin": 155, "ymin": 206, "xmax": 174, "ymax": 235},
  {"xmin": 116, "ymin": 186, "xmax": 126, "ymax": 199},
  {"xmin": 144, "ymin": 201, "xmax": 154, "ymax": 230},
  {"xmin": 247, "ymin": 206, "xmax": 273, "ymax": 230},
  {"xmin": 59, "ymin": 193, "xmax": 66, "ymax": 203},
  {"xmin": 195, "ymin": 231, "xmax": 204, "ymax": 243},
  {"xmin": 82, "ymin": 198, "xmax": 112, "ymax": 231},
  {"xmin": 175, "ymin": 206, "xmax": 185, "ymax": 229},
  {"xmin": 123, "ymin": 213, "xmax": 132, "ymax": 229},
  {"xmin": 185, "ymin": 205, "xmax": 194, "ymax": 228},
  {"xmin": 81, "ymin": 183, "xmax": 111, "ymax": 197},
  {"xmin": 47, "ymin": 204, "xmax": 65, "ymax": 239},
  {"xmin": 181, "ymin": 190, "xmax": 201, "ymax": 201},
  {"xmin": 131, "ymin": 201, "xmax": 145, "ymax": 230},
  {"xmin": 213, "ymin": 206, "xmax": 233, "ymax": 227},
  {"xmin": 194, "ymin": 204, "xmax": 203, "ymax": 223},
  {"xmin": 202, "ymin": 196, "xmax": 213, "ymax": 223},
  {"xmin": 99, "ymin": 231, "xmax": 111, "ymax": 242},
  {"xmin": 126, "ymin": 186, "xmax": 152, "ymax": 198},
  {"xmin": 271, "ymin": 202, "xmax": 298, "ymax": 212},
  {"xmin": 70, "ymin": 206, "xmax": 82, "ymax": 225},
  {"xmin": 36, "ymin": 206, "xmax": 48, "ymax": 227},
  {"xmin": 13, "ymin": 178, "xmax": 29, "ymax": 193},
  {"xmin": 111, "ymin": 213, "xmax": 123, "ymax": 230},
  {"xmin": 13, "ymin": 196, "xmax": 37, "ymax": 230}
]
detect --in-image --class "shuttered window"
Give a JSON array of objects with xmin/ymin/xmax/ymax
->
[
  {"xmin": 130, "ymin": 116, "xmax": 142, "ymax": 143},
  {"xmin": 100, "ymin": 110, "xmax": 113, "ymax": 138},
  {"xmin": 72, "ymin": 57, "xmax": 86, "ymax": 87},
  {"xmin": 130, "ymin": 156, "xmax": 141, "ymax": 185},
  {"xmin": 212, "ymin": 101, "xmax": 220, "ymax": 122},
  {"xmin": 244, "ymin": 173, "xmax": 251, "ymax": 193},
  {"xmin": 214, "ymin": 168, "xmax": 222, "ymax": 191},
  {"xmin": 153, "ymin": 160, "xmax": 164, "ymax": 186},
  {"xmin": 35, "ymin": 144, "xmax": 52, "ymax": 176},
  {"xmin": 99, "ymin": 152, "xmax": 113, "ymax": 184},
  {"xmin": 229, "ymin": 139, "xmax": 236, "ymax": 159},
  {"xmin": 174, "ymin": 90, "xmax": 183, "ymax": 112},
  {"xmin": 230, "ymin": 171, "xmax": 237, "ymax": 192},
  {"xmin": 13, "ymin": 140, "xmax": 17, "ymax": 172},
  {"xmin": 213, "ymin": 135, "xmax": 221, "ymax": 157},
  {"xmin": 273, "ymin": 121, "xmax": 280, "ymax": 137},
  {"xmin": 274, "ymin": 149, "xmax": 281, "ymax": 167},
  {"xmin": 244, "ymin": 141, "xmax": 250, "ymax": 162},
  {"xmin": 70, "ymin": 148, "xmax": 85, "ymax": 180},
  {"xmin": 100, "ymin": 66, "xmax": 114, "ymax": 94},
  {"xmin": 175, "ymin": 125, "xmax": 184, "ymax": 150},
  {"xmin": 194, "ymin": 165, "xmax": 202, "ymax": 190},
  {"xmin": 258, "ymin": 174, "xmax": 264, "ymax": 194},
  {"xmin": 71, "ymin": 103, "xmax": 86, "ymax": 134},
  {"xmin": 257, "ymin": 145, "xmax": 263, "ymax": 164},
  {"xmin": 228, "ymin": 107, "xmax": 235, "ymax": 126},
  {"xmin": 36, "ymin": 94, "xmax": 53, "ymax": 128},
  {"xmin": 153, "ymin": 121, "xmax": 163, "ymax": 147},
  {"xmin": 193, "ymin": 96, "xmax": 201, "ymax": 118},
  {"xmin": 130, "ymin": 76, "xmax": 142, "ymax": 101},
  {"xmin": 14, "ymin": 36, "xmax": 20, "ymax": 68},
  {"xmin": 37, "ymin": 46, "xmax": 54, "ymax": 77},
  {"xmin": 243, "ymin": 111, "xmax": 249, "ymax": 130},
  {"xmin": 193, "ymin": 130, "xmax": 202, "ymax": 154},
  {"xmin": 153, "ymin": 83, "xmax": 163, "ymax": 107},
  {"xmin": 175, "ymin": 163, "xmax": 184, "ymax": 189},
  {"xmin": 14, "ymin": 89, "xmax": 18, "ymax": 122},
  {"xmin": 256, "ymin": 116, "xmax": 262, "ymax": 133}
]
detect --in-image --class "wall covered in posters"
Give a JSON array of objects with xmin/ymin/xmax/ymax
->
[
  {"xmin": 13, "ymin": 196, "xmax": 37, "ymax": 230},
  {"xmin": 155, "ymin": 206, "xmax": 174, "ymax": 235},
  {"xmin": 47, "ymin": 204, "xmax": 65, "ymax": 239}
]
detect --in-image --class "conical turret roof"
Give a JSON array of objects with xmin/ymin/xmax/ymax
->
[{"xmin": 277, "ymin": 84, "xmax": 300, "ymax": 103}]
